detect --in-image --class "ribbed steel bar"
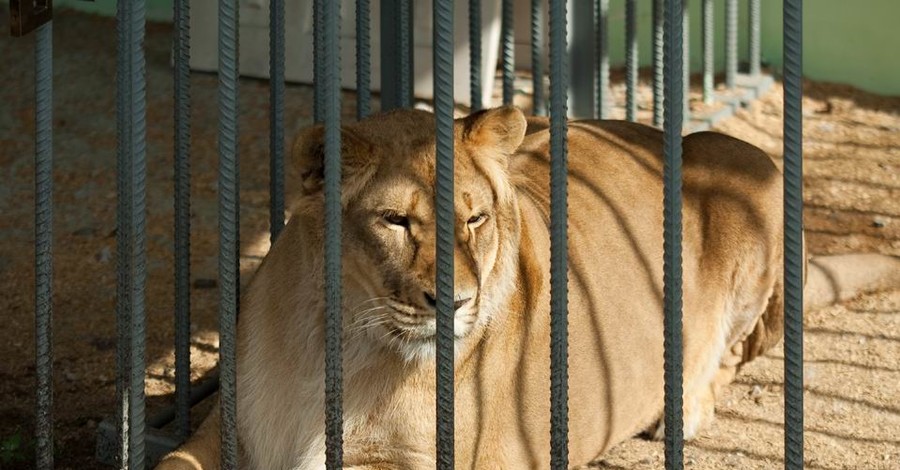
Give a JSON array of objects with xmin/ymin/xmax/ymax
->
[
  {"xmin": 501, "ymin": 0, "xmax": 514, "ymax": 105},
  {"xmin": 357, "ymin": 0, "xmax": 371, "ymax": 118},
  {"xmin": 218, "ymin": 0, "xmax": 240, "ymax": 461},
  {"xmin": 652, "ymin": 0, "xmax": 664, "ymax": 127},
  {"xmin": 724, "ymin": 0, "xmax": 737, "ymax": 89},
  {"xmin": 682, "ymin": 0, "xmax": 690, "ymax": 123},
  {"xmin": 115, "ymin": 0, "xmax": 149, "ymax": 464},
  {"xmin": 322, "ymin": 0, "xmax": 344, "ymax": 467},
  {"xmin": 701, "ymin": 0, "xmax": 713, "ymax": 104},
  {"xmin": 783, "ymin": 1, "xmax": 804, "ymax": 468},
  {"xmin": 531, "ymin": 0, "xmax": 545, "ymax": 116},
  {"xmin": 314, "ymin": 0, "xmax": 324, "ymax": 121},
  {"xmin": 749, "ymin": 0, "xmax": 761, "ymax": 76},
  {"xmin": 469, "ymin": 0, "xmax": 482, "ymax": 110},
  {"xmin": 625, "ymin": 0, "xmax": 638, "ymax": 122},
  {"xmin": 663, "ymin": 0, "xmax": 685, "ymax": 468},
  {"xmin": 434, "ymin": 0, "xmax": 455, "ymax": 468},
  {"xmin": 173, "ymin": 0, "xmax": 192, "ymax": 441},
  {"xmin": 269, "ymin": 0, "xmax": 285, "ymax": 240},
  {"xmin": 398, "ymin": 0, "xmax": 412, "ymax": 108},
  {"xmin": 34, "ymin": 21, "xmax": 53, "ymax": 470},
  {"xmin": 549, "ymin": 0, "xmax": 569, "ymax": 467},
  {"xmin": 594, "ymin": 0, "xmax": 609, "ymax": 119}
]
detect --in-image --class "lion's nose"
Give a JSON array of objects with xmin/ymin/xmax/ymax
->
[{"xmin": 423, "ymin": 292, "xmax": 471, "ymax": 312}]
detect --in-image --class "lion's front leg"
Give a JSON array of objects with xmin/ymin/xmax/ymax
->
[{"xmin": 154, "ymin": 403, "xmax": 222, "ymax": 470}]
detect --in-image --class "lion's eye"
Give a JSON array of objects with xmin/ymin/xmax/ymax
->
[
  {"xmin": 382, "ymin": 212, "xmax": 409, "ymax": 229},
  {"xmin": 467, "ymin": 213, "xmax": 487, "ymax": 227}
]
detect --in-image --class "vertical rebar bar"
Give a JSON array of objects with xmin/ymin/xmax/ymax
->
[
  {"xmin": 682, "ymin": 0, "xmax": 690, "ymax": 123},
  {"xmin": 322, "ymin": 0, "xmax": 344, "ymax": 467},
  {"xmin": 398, "ymin": 0, "xmax": 412, "ymax": 108},
  {"xmin": 594, "ymin": 0, "xmax": 609, "ymax": 119},
  {"xmin": 725, "ymin": 0, "xmax": 737, "ymax": 89},
  {"xmin": 663, "ymin": 0, "xmax": 685, "ymax": 468},
  {"xmin": 652, "ymin": 0, "xmax": 664, "ymax": 127},
  {"xmin": 701, "ymin": 0, "xmax": 713, "ymax": 104},
  {"xmin": 116, "ymin": 0, "xmax": 148, "ymax": 464},
  {"xmin": 625, "ymin": 0, "xmax": 638, "ymax": 122},
  {"xmin": 314, "ymin": 0, "xmax": 324, "ymax": 121},
  {"xmin": 749, "ymin": 0, "xmax": 761, "ymax": 76},
  {"xmin": 531, "ymin": 0, "xmax": 545, "ymax": 116},
  {"xmin": 379, "ymin": 0, "xmax": 414, "ymax": 111},
  {"xmin": 269, "ymin": 0, "xmax": 285, "ymax": 241},
  {"xmin": 357, "ymin": 0, "xmax": 371, "ymax": 118},
  {"xmin": 173, "ymin": 0, "xmax": 192, "ymax": 442},
  {"xmin": 501, "ymin": 0, "xmax": 514, "ymax": 105},
  {"xmin": 34, "ymin": 21, "xmax": 53, "ymax": 470},
  {"xmin": 218, "ymin": 0, "xmax": 240, "ymax": 462},
  {"xmin": 783, "ymin": 1, "xmax": 804, "ymax": 468},
  {"xmin": 469, "ymin": 0, "xmax": 482, "ymax": 110},
  {"xmin": 434, "ymin": 0, "xmax": 455, "ymax": 468},
  {"xmin": 549, "ymin": 0, "xmax": 569, "ymax": 467}
]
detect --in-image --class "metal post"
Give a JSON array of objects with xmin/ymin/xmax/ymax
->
[
  {"xmin": 531, "ymin": 0, "xmax": 545, "ymax": 116},
  {"xmin": 549, "ymin": 0, "xmax": 569, "ymax": 467},
  {"xmin": 683, "ymin": 0, "xmax": 690, "ymax": 123},
  {"xmin": 321, "ymin": 0, "xmax": 345, "ymax": 467},
  {"xmin": 725, "ymin": 0, "xmax": 737, "ymax": 89},
  {"xmin": 115, "ymin": 0, "xmax": 148, "ymax": 463},
  {"xmin": 434, "ymin": 1, "xmax": 455, "ymax": 466},
  {"xmin": 701, "ymin": 0, "xmax": 713, "ymax": 104},
  {"xmin": 217, "ymin": 0, "xmax": 240, "ymax": 462},
  {"xmin": 594, "ymin": 0, "xmax": 609, "ymax": 119},
  {"xmin": 652, "ymin": 0, "xmax": 664, "ymax": 127},
  {"xmin": 749, "ymin": 0, "xmax": 761, "ymax": 76},
  {"xmin": 380, "ymin": 0, "xmax": 414, "ymax": 110},
  {"xmin": 357, "ymin": 0, "xmax": 371, "ymax": 118},
  {"xmin": 469, "ymin": 0, "xmax": 482, "ymax": 110},
  {"xmin": 625, "ymin": 0, "xmax": 638, "ymax": 122},
  {"xmin": 501, "ymin": 0, "xmax": 514, "ymax": 105},
  {"xmin": 173, "ymin": 0, "xmax": 192, "ymax": 441},
  {"xmin": 783, "ymin": 1, "xmax": 804, "ymax": 468},
  {"xmin": 34, "ymin": 20, "xmax": 54, "ymax": 470},
  {"xmin": 663, "ymin": 0, "xmax": 685, "ymax": 468}
]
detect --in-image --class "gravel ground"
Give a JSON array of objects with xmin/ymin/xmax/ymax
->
[{"xmin": 0, "ymin": 9, "xmax": 897, "ymax": 470}]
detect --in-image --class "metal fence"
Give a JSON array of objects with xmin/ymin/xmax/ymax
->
[{"xmin": 13, "ymin": 0, "xmax": 804, "ymax": 468}]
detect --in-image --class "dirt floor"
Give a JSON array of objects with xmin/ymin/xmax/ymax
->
[{"xmin": 1, "ymin": 10, "xmax": 898, "ymax": 470}]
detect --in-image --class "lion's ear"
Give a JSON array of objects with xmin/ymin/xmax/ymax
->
[
  {"xmin": 292, "ymin": 124, "xmax": 374, "ymax": 195},
  {"xmin": 461, "ymin": 106, "xmax": 527, "ymax": 158}
]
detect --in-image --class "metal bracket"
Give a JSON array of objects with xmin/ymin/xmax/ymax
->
[{"xmin": 9, "ymin": 0, "xmax": 52, "ymax": 37}]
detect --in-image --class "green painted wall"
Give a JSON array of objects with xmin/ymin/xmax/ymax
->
[{"xmin": 48, "ymin": 0, "xmax": 900, "ymax": 95}]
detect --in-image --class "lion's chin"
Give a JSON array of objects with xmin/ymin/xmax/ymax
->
[{"xmin": 383, "ymin": 318, "xmax": 477, "ymax": 364}]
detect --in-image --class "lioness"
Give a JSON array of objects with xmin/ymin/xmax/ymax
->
[{"xmin": 158, "ymin": 106, "xmax": 899, "ymax": 469}]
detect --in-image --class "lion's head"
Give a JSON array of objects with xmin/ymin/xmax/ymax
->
[{"xmin": 291, "ymin": 106, "xmax": 527, "ymax": 362}]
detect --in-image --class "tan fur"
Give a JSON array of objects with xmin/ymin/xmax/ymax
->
[{"xmin": 156, "ymin": 107, "xmax": 899, "ymax": 470}]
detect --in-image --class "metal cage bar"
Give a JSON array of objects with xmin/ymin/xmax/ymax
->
[
  {"xmin": 217, "ymin": 0, "xmax": 240, "ymax": 462},
  {"xmin": 682, "ymin": 0, "xmax": 690, "ymax": 123},
  {"xmin": 380, "ymin": 0, "xmax": 414, "ymax": 111},
  {"xmin": 270, "ymin": 0, "xmax": 286, "ymax": 240},
  {"xmin": 34, "ymin": 20, "xmax": 54, "ymax": 470},
  {"xmin": 749, "ymin": 0, "xmax": 761, "ymax": 77},
  {"xmin": 173, "ymin": 0, "xmax": 193, "ymax": 441},
  {"xmin": 701, "ymin": 0, "xmax": 713, "ymax": 104},
  {"xmin": 594, "ymin": 0, "xmax": 609, "ymax": 119},
  {"xmin": 652, "ymin": 0, "xmax": 664, "ymax": 127},
  {"xmin": 783, "ymin": 1, "xmax": 804, "ymax": 468},
  {"xmin": 625, "ymin": 0, "xmax": 638, "ymax": 122},
  {"xmin": 549, "ymin": 0, "xmax": 569, "ymax": 467},
  {"xmin": 469, "ymin": 0, "xmax": 482, "ymax": 111},
  {"xmin": 115, "ymin": 0, "xmax": 149, "ymax": 463},
  {"xmin": 531, "ymin": 0, "xmax": 545, "ymax": 116},
  {"xmin": 314, "ymin": 0, "xmax": 324, "ymax": 121},
  {"xmin": 322, "ymin": 0, "xmax": 345, "ymax": 468},
  {"xmin": 434, "ymin": 1, "xmax": 456, "ymax": 466},
  {"xmin": 501, "ymin": 0, "xmax": 514, "ymax": 105},
  {"xmin": 357, "ymin": 0, "xmax": 372, "ymax": 118},
  {"xmin": 724, "ymin": 0, "xmax": 737, "ymax": 89},
  {"xmin": 663, "ymin": 0, "xmax": 685, "ymax": 468}
]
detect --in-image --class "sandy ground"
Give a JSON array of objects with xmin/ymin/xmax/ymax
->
[{"xmin": 1, "ymin": 10, "xmax": 898, "ymax": 470}]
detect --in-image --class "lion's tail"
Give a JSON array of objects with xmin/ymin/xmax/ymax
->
[
  {"xmin": 154, "ymin": 400, "xmax": 222, "ymax": 470},
  {"xmin": 741, "ymin": 253, "xmax": 900, "ymax": 364}
]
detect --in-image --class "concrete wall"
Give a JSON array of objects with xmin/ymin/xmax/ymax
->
[{"xmin": 42, "ymin": 0, "xmax": 900, "ymax": 96}]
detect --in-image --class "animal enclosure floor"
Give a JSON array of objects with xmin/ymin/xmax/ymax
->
[{"xmin": 1, "ymin": 10, "xmax": 898, "ymax": 470}]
